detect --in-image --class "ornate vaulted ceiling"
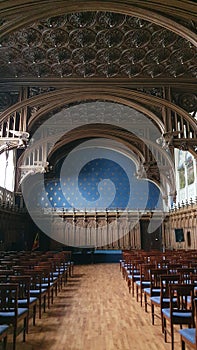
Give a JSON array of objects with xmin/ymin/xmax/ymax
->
[
  {"xmin": 0, "ymin": 1, "xmax": 196, "ymax": 198},
  {"xmin": 0, "ymin": 11, "xmax": 196, "ymax": 80}
]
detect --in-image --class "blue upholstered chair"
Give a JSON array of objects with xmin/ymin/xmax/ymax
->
[
  {"xmin": 150, "ymin": 274, "xmax": 181, "ymax": 330},
  {"xmin": 179, "ymin": 298, "xmax": 197, "ymax": 350},
  {"xmin": 135, "ymin": 263, "xmax": 155, "ymax": 306},
  {"xmin": 127, "ymin": 259, "xmax": 144, "ymax": 296},
  {"xmin": 0, "ymin": 324, "xmax": 9, "ymax": 350},
  {"xmin": 33, "ymin": 265, "xmax": 57, "ymax": 309},
  {"xmin": 179, "ymin": 328, "xmax": 196, "ymax": 350},
  {"xmin": 144, "ymin": 267, "xmax": 168, "ymax": 313},
  {"xmin": 162, "ymin": 283, "xmax": 195, "ymax": 350},
  {"xmin": 0, "ymin": 283, "xmax": 28, "ymax": 350},
  {"xmin": 24, "ymin": 269, "xmax": 48, "ymax": 319},
  {"xmin": 9, "ymin": 275, "xmax": 37, "ymax": 334}
]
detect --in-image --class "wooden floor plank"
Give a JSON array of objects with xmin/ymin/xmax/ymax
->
[{"xmin": 6, "ymin": 263, "xmax": 185, "ymax": 350}]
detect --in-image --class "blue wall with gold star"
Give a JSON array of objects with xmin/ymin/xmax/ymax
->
[{"xmin": 33, "ymin": 149, "xmax": 163, "ymax": 211}]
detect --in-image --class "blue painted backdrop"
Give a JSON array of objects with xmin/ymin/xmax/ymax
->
[{"xmin": 32, "ymin": 149, "xmax": 163, "ymax": 211}]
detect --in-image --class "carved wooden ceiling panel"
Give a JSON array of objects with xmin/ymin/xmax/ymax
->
[{"xmin": 0, "ymin": 11, "xmax": 196, "ymax": 79}]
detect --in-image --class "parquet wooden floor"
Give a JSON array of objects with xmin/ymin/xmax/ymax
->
[{"xmin": 6, "ymin": 264, "xmax": 185, "ymax": 350}]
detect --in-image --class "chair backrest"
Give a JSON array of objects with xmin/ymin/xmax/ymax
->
[
  {"xmin": 177, "ymin": 267, "xmax": 196, "ymax": 284},
  {"xmin": 131, "ymin": 259, "xmax": 144, "ymax": 275},
  {"xmin": 0, "ymin": 270, "xmax": 14, "ymax": 277},
  {"xmin": 167, "ymin": 263, "xmax": 183, "ymax": 274},
  {"xmin": 150, "ymin": 268, "xmax": 169, "ymax": 288},
  {"xmin": 0, "ymin": 283, "xmax": 18, "ymax": 314},
  {"xmin": 139, "ymin": 264, "xmax": 155, "ymax": 281},
  {"xmin": 23, "ymin": 269, "xmax": 42, "ymax": 292},
  {"xmin": 34, "ymin": 266, "xmax": 51, "ymax": 284},
  {"xmin": 9, "ymin": 275, "xmax": 31, "ymax": 302},
  {"xmin": 169, "ymin": 283, "xmax": 195, "ymax": 325},
  {"xmin": 190, "ymin": 274, "xmax": 197, "ymax": 285},
  {"xmin": 160, "ymin": 274, "xmax": 181, "ymax": 305},
  {"xmin": 0, "ymin": 275, "xmax": 9, "ymax": 283}
]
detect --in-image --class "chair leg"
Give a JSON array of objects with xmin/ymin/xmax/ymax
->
[
  {"xmin": 23, "ymin": 318, "xmax": 27, "ymax": 342},
  {"xmin": 128, "ymin": 279, "xmax": 131, "ymax": 294},
  {"xmin": 163, "ymin": 318, "xmax": 167, "ymax": 342},
  {"xmin": 140, "ymin": 289, "xmax": 143, "ymax": 307},
  {"xmin": 51, "ymin": 288, "xmax": 54, "ymax": 304},
  {"xmin": 144, "ymin": 293, "xmax": 147, "ymax": 312},
  {"xmin": 48, "ymin": 291, "xmax": 50, "ymax": 308},
  {"xmin": 3, "ymin": 335, "xmax": 7, "ymax": 350},
  {"xmin": 136, "ymin": 285, "xmax": 139, "ymax": 302},
  {"xmin": 151, "ymin": 304, "xmax": 154, "ymax": 325},
  {"xmin": 33, "ymin": 304, "xmax": 36, "ymax": 326},
  {"xmin": 161, "ymin": 309, "xmax": 164, "ymax": 333},
  {"xmin": 43, "ymin": 295, "xmax": 46, "ymax": 313},
  {"xmin": 39, "ymin": 298, "xmax": 42, "ymax": 319},
  {"xmin": 55, "ymin": 282, "xmax": 58, "ymax": 296},
  {"xmin": 170, "ymin": 322, "xmax": 174, "ymax": 350},
  {"xmin": 26, "ymin": 316, "xmax": 29, "ymax": 334},
  {"xmin": 132, "ymin": 280, "xmax": 134, "ymax": 297},
  {"xmin": 13, "ymin": 325, "xmax": 17, "ymax": 350},
  {"xmin": 181, "ymin": 339, "xmax": 185, "ymax": 350}
]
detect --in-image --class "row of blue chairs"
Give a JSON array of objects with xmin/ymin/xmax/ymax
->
[
  {"xmin": 0, "ymin": 250, "xmax": 74, "ymax": 350},
  {"xmin": 120, "ymin": 252, "xmax": 197, "ymax": 350}
]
